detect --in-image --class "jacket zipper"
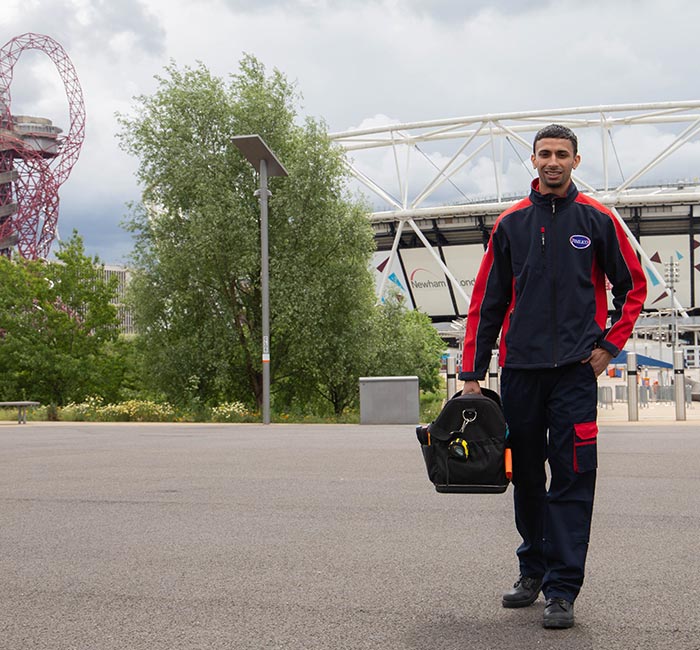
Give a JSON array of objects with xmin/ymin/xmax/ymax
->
[{"xmin": 551, "ymin": 199, "xmax": 559, "ymax": 366}]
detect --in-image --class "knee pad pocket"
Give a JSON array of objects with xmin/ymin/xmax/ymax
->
[{"xmin": 573, "ymin": 421, "xmax": 598, "ymax": 473}]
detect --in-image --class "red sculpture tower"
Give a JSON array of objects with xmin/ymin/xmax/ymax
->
[{"xmin": 0, "ymin": 33, "xmax": 85, "ymax": 259}]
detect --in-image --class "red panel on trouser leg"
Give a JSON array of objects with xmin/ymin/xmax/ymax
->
[
  {"xmin": 573, "ymin": 421, "xmax": 598, "ymax": 473},
  {"xmin": 574, "ymin": 421, "xmax": 598, "ymax": 441}
]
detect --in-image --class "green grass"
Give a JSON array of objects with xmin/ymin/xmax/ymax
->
[
  {"xmin": 419, "ymin": 389, "xmax": 446, "ymax": 424},
  {"xmin": 0, "ymin": 406, "xmax": 49, "ymax": 422}
]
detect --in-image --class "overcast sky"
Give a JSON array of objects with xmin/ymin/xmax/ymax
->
[{"xmin": 4, "ymin": 0, "xmax": 700, "ymax": 263}]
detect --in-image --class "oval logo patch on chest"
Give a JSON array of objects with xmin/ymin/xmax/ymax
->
[{"xmin": 570, "ymin": 235, "xmax": 591, "ymax": 249}]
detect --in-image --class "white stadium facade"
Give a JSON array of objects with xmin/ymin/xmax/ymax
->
[{"xmin": 330, "ymin": 102, "xmax": 700, "ymax": 368}]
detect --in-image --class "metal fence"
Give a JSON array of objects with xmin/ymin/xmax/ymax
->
[{"xmin": 607, "ymin": 384, "xmax": 692, "ymax": 407}]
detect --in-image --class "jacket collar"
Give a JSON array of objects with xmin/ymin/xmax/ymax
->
[{"xmin": 529, "ymin": 178, "xmax": 579, "ymax": 210}]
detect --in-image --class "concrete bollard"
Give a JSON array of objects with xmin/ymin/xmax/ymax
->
[
  {"xmin": 674, "ymin": 349, "xmax": 686, "ymax": 421},
  {"xmin": 627, "ymin": 351, "xmax": 638, "ymax": 421},
  {"xmin": 488, "ymin": 350, "xmax": 499, "ymax": 393},
  {"xmin": 446, "ymin": 357, "xmax": 457, "ymax": 399}
]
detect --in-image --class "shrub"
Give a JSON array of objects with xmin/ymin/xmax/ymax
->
[
  {"xmin": 211, "ymin": 401, "xmax": 252, "ymax": 422},
  {"xmin": 58, "ymin": 397, "xmax": 176, "ymax": 422}
]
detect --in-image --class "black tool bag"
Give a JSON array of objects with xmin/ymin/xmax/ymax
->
[{"xmin": 416, "ymin": 389, "xmax": 509, "ymax": 494}]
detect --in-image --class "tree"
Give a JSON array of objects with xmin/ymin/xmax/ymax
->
[
  {"xmin": 118, "ymin": 56, "xmax": 449, "ymax": 416},
  {"xmin": 118, "ymin": 57, "xmax": 380, "ymax": 413},
  {"xmin": 370, "ymin": 292, "xmax": 445, "ymax": 394},
  {"xmin": 0, "ymin": 232, "xmax": 122, "ymax": 405}
]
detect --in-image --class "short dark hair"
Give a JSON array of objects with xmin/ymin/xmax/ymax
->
[{"xmin": 533, "ymin": 124, "xmax": 578, "ymax": 156}]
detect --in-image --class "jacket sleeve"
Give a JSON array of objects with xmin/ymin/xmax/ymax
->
[
  {"xmin": 459, "ymin": 224, "xmax": 513, "ymax": 381},
  {"xmin": 596, "ymin": 212, "xmax": 647, "ymax": 357}
]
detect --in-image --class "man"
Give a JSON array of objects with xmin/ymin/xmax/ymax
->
[{"xmin": 460, "ymin": 124, "xmax": 646, "ymax": 629}]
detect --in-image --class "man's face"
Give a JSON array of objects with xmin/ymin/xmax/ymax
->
[{"xmin": 531, "ymin": 137, "xmax": 581, "ymax": 196}]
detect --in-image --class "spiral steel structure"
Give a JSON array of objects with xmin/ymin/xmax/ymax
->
[{"xmin": 0, "ymin": 33, "xmax": 85, "ymax": 259}]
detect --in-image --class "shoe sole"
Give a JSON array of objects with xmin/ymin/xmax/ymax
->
[
  {"xmin": 501, "ymin": 591, "xmax": 541, "ymax": 608},
  {"xmin": 543, "ymin": 618, "xmax": 574, "ymax": 629}
]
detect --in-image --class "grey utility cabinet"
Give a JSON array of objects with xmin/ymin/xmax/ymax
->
[{"xmin": 359, "ymin": 376, "xmax": 419, "ymax": 424}]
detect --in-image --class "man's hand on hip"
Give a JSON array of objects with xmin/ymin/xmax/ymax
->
[{"xmin": 582, "ymin": 348, "xmax": 613, "ymax": 377}]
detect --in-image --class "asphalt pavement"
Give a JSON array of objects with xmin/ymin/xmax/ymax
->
[{"xmin": 0, "ymin": 420, "xmax": 698, "ymax": 650}]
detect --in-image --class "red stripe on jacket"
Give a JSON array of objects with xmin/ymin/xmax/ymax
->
[
  {"xmin": 461, "ymin": 198, "xmax": 531, "ymax": 375},
  {"xmin": 575, "ymin": 193, "xmax": 647, "ymax": 351},
  {"xmin": 462, "ymin": 242, "xmax": 494, "ymax": 374}
]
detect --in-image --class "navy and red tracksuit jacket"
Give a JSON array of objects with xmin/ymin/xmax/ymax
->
[{"xmin": 460, "ymin": 179, "xmax": 647, "ymax": 381}]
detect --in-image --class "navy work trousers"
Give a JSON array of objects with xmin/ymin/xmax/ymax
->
[{"xmin": 500, "ymin": 361, "xmax": 598, "ymax": 602}]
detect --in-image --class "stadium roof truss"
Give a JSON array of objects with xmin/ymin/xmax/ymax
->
[{"xmin": 330, "ymin": 101, "xmax": 700, "ymax": 317}]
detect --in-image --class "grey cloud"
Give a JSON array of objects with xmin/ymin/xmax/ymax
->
[
  {"xmin": 400, "ymin": 0, "xmax": 547, "ymax": 20},
  {"xmin": 82, "ymin": 0, "xmax": 167, "ymax": 56},
  {"xmin": 219, "ymin": 0, "xmax": 548, "ymax": 21},
  {"xmin": 58, "ymin": 197, "xmax": 136, "ymax": 264},
  {"xmin": 3, "ymin": 0, "xmax": 166, "ymax": 59},
  {"xmin": 1, "ymin": 58, "xmax": 46, "ymax": 115}
]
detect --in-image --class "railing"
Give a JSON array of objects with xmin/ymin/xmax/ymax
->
[{"xmin": 608, "ymin": 384, "xmax": 692, "ymax": 406}]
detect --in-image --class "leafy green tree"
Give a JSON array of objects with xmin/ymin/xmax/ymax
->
[
  {"xmin": 370, "ymin": 292, "xmax": 445, "ymax": 394},
  {"xmin": 0, "ymin": 232, "xmax": 122, "ymax": 405},
  {"xmin": 118, "ymin": 57, "xmax": 380, "ymax": 413}
]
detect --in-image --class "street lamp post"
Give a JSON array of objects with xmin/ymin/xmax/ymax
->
[{"xmin": 231, "ymin": 135, "xmax": 288, "ymax": 424}]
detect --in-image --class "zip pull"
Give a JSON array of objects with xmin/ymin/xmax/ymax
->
[
  {"xmin": 541, "ymin": 226, "xmax": 545, "ymax": 253},
  {"xmin": 551, "ymin": 199, "xmax": 556, "ymax": 214}
]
